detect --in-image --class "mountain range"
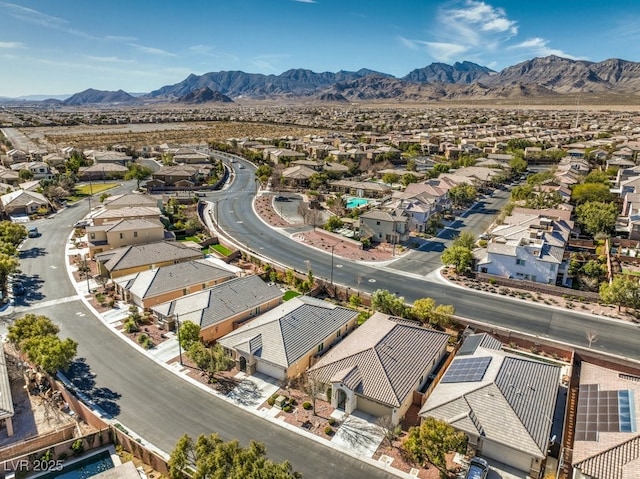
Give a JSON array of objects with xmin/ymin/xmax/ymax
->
[{"xmin": 13, "ymin": 55, "xmax": 640, "ymax": 105}]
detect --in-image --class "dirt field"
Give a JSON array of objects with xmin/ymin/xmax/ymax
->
[{"xmin": 13, "ymin": 122, "xmax": 329, "ymax": 151}]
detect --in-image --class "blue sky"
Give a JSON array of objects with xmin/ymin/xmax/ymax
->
[{"xmin": 1, "ymin": 0, "xmax": 639, "ymax": 97}]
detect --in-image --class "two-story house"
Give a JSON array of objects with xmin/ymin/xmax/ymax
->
[
  {"xmin": 358, "ymin": 209, "xmax": 410, "ymax": 245},
  {"xmin": 87, "ymin": 219, "xmax": 168, "ymax": 257},
  {"xmin": 476, "ymin": 208, "xmax": 573, "ymax": 285}
]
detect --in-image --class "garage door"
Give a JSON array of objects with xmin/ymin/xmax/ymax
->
[
  {"xmin": 481, "ymin": 440, "xmax": 531, "ymax": 473},
  {"xmin": 257, "ymin": 361, "xmax": 285, "ymax": 381}
]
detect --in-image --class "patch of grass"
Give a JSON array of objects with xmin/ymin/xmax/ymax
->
[
  {"xmin": 283, "ymin": 290, "xmax": 301, "ymax": 301},
  {"xmin": 75, "ymin": 183, "xmax": 119, "ymax": 196},
  {"xmin": 183, "ymin": 235, "xmax": 201, "ymax": 242},
  {"xmin": 209, "ymin": 243, "xmax": 232, "ymax": 256}
]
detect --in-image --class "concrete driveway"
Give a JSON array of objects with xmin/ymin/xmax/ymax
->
[
  {"xmin": 226, "ymin": 372, "xmax": 280, "ymax": 411},
  {"xmin": 330, "ymin": 411, "xmax": 384, "ymax": 458}
]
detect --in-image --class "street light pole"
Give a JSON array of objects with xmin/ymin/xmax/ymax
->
[
  {"xmin": 84, "ymin": 254, "xmax": 91, "ymax": 293},
  {"xmin": 330, "ymin": 244, "xmax": 335, "ymax": 286}
]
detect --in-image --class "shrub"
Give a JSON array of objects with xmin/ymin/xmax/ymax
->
[
  {"xmin": 489, "ymin": 278, "xmax": 497, "ymax": 285},
  {"xmin": 324, "ymin": 426, "xmax": 334, "ymax": 435},
  {"xmin": 71, "ymin": 439, "xmax": 84, "ymax": 456},
  {"xmin": 137, "ymin": 334, "xmax": 154, "ymax": 349},
  {"xmin": 302, "ymin": 402, "xmax": 312, "ymax": 410},
  {"xmin": 283, "ymin": 404, "xmax": 293, "ymax": 413},
  {"xmin": 123, "ymin": 319, "xmax": 139, "ymax": 333},
  {"xmin": 328, "ymin": 418, "xmax": 337, "ymax": 427},
  {"xmin": 267, "ymin": 395, "xmax": 277, "ymax": 407}
]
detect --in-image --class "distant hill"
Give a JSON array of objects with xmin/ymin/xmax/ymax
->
[
  {"xmin": 403, "ymin": 61, "xmax": 494, "ymax": 84},
  {"xmin": 62, "ymin": 88, "xmax": 138, "ymax": 106},
  {"xmin": 174, "ymin": 87, "xmax": 233, "ymax": 104},
  {"xmin": 13, "ymin": 56, "xmax": 640, "ymax": 105}
]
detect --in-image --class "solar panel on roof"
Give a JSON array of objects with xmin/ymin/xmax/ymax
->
[
  {"xmin": 441, "ymin": 356, "xmax": 492, "ymax": 383},
  {"xmin": 575, "ymin": 385, "xmax": 636, "ymax": 441}
]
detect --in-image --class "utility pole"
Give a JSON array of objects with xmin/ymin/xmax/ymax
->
[{"xmin": 175, "ymin": 313, "xmax": 183, "ymax": 365}]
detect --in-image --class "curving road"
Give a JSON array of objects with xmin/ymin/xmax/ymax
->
[{"xmin": 212, "ymin": 154, "xmax": 640, "ymax": 363}]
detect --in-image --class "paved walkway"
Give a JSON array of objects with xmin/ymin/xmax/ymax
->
[{"xmin": 330, "ymin": 411, "xmax": 384, "ymax": 459}]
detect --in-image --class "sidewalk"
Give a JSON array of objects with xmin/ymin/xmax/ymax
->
[{"xmin": 63, "ymin": 231, "xmax": 419, "ymax": 478}]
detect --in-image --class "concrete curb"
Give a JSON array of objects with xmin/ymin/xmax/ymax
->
[{"xmin": 63, "ymin": 231, "xmax": 416, "ymax": 478}]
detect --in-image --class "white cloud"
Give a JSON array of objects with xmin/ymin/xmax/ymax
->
[
  {"xmin": 0, "ymin": 2, "xmax": 96, "ymax": 39},
  {"xmin": 399, "ymin": 37, "xmax": 468, "ymax": 62},
  {"xmin": 293, "ymin": 0, "xmax": 316, "ymax": 3},
  {"xmin": 0, "ymin": 41, "xmax": 24, "ymax": 49},
  {"xmin": 130, "ymin": 44, "xmax": 176, "ymax": 57},
  {"xmin": 85, "ymin": 55, "xmax": 135, "ymax": 64},
  {"xmin": 105, "ymin": 35, "xmax": 138, "ymax": 42},
  {"xmin": 439, "ymin": 0, "xmax": 517, "ymax": 47},
  {"xmin": 509, "ymin": 37, "xmax": 585, "ymax": 60}
]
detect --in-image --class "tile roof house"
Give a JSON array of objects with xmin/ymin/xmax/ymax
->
[
  {"xmin": 87, "ymin": 219, "xmax": 169, "ymax": 257},
  {"xmin": 308, "ymin": 313, "xmax": 449, "ymax": 425},
  {"xmin": 0, "ymin": 189, "xmax": 51, "ymax": 217},
  {"xmin": 419, "ymin": 333, "xmax": 561, "ymax": 477},
  {"xmin": 102, "ymin": 193, "xmax": 161, "ymax": 210},
  {"xmin": 115, "ymin": 258, "xmax": 236, "ymax": 308},
  {"xmin": 95, "ymin": 241, "xmax": 203, "ymax": 279},
  {"xmin": 151, "ymin": 275, "xmax": 282, "ymax": 343},
  {"xmin": 358, "ymin": 209, "xmax": 410, "ymax": 245},
  {"xmin": 91, "ymin": 206, "xmax": 162, "ymax": 226},
  {"xmin": 218, "ymin": 296, "xmax": 358, "ymax": 381},
  {"xmin": 476, "ymin": 208, "xmax": 573, "ymax": 285},
  {"xmin": 571, "ymin": 362, "xmax": 640, "ymax": 479},
  {"xmin": 9, "ymin": 161, "xmax": 55, "ymax": 180}
]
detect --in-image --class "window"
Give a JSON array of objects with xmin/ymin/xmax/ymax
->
[
  {"xmin": 549, "ymin": 263, "xmax": 556, "ymax": 271},
  {"xmin": 376, "ymin": 221, "xmax": 381, "ymax": 225},
  {"xmin": 119, "ymin": 233, "xmax": 124, "ymax": 239},
  {"xmin": 317, "ymin": 343, "xmax": 324, "ymax": 353},
  {"xmin": 133, "ymin": 231, "xmax": 138, "ymax": 238},
  {"xmin": 516, "ymin": 258, "xmax": 526, "ymax": 266},
  {"xmin": 337, "ymin": 329, "xmax": 341, "ymax": 338},
  {"xmin": 90, "ymin": 233, "xmax": 95, "ymax": 240}
]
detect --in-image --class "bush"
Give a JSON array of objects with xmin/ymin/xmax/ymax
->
[
  {"xmin": 328, "ymin": 418, "xmax": 337, "ymax": 427},
  {"xmin": 283, "ymin": 404, "xmax": 293, "ymax": 413},
  {"xmin": 137, "ymin": 334, "xmax": 154, "ymax": 349},
  {"xmin": 71, "ymin": 439, "xmax": 84, "ymax": 456},
  {"xmin": 123, "ymin": 319, "xmax": 139, "ymax": 333},
  {"xmin": 302, "ymin": 402, "xmax": 312, "ymax": 410},
  {"xmin": 267, "ymin": 395, "xmax": 277, "ymax": 407},
  {"xmin": 324, "ymin": 426, "xmax": 334, "ymax": 435}
]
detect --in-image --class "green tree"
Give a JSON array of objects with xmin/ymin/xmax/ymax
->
[
  {"xmin": 125, "ymin": 163, "xmax": 153, "ymax": 190},
  {"xmin": 600, "ymin": 275, "xmax": 640, "ymax": 312},
  {"xmin": 0, "ymin": 253, "xmax": 20, "ymax": 287},
  {"xmin": 255, "ymin": 164, "xmax": 273, "ymax": 184},
  {"xmin": 448, "ymin": 184, "xmax": 477, "ymax": 208},
  {"xmin": 404, "ymin": 417, "xmax": 466, "ymax": 476},
  {"xmin": 527, "ymin": 170, "xmax": 554, "ymax": 185},
  {"xmin": 452, "ymin": 230, "xmax": 476, "ymax": 250},
  {"xmin": 441, "ymin": 245, "xmax": 473, "ymax": 273},
  {"xmin": 583, "ymin": 170, "xmax": 610, "ymax": 185},
  {"xmin": 575, "ymin": 201, "xmax": 618, "ymax": 236},
  {"xmin": 8, "ymin": 314, "xmax": 59, "ymax": 344},
  {"xmin": 19, "ymin": 169, "xmax": 34, "ymax": 181},
  {"xmin": 401, "ymin": 173, "xmax": 418, "ymax": 187},
  {"xmin": 571, "ymin": 183, "xmax": 612, "ymax": 204},
  {"xmin": 382, "ymin": 172, "xmax": 400, "ymax": 185},
  {"xmin": 168, "ymin": 433, "xmax": 301, "ymax": 479},
  {"xmin": 324, "ymin": 215, "xmax": 344, "ymax": 232},
  {"xmin": 21, "ymin": 336, "xmax": 78, "ymax": 374},
  {"xmin": 371, "ymin": 289, "xmax": 407, "ymax": 317},
  {"xmin": 8, "ymin": 314, "xmax": 77, "ymax": 374},
  {"xmin": 187, "ymin": 342, "xmax": 233, "ymax": 381},
  {"xmin": 178, "ymin": 320, "xmax": 201, "ymax": 351},
  {"xmin": 411, "ymin": 298, "xmax": 455, "ymax": 328},
  {"xmin": 432, "ymin": 163, "xmax": 450, "ymax": 176},
  {"xmin": 508, "ymin": 157, "xmax": 528, "ymax": 176},
  {"xmin": 0, "ymin": 221, "xmax": 28, "ymax": 245},
  {"xmin": 511, "ymin": 184, "xmax": 534, "ymax": 201}
]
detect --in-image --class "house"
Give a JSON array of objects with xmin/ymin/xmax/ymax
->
[
  {"xmin": 0, "ymin": 350, "xmax": 14, "ymax": 437},
  {"xmin": 308, "ymin": 312, "xmax": 450, "ymax": 425},
  {"xmin": 102, "ymin": 193, "xmax": 161, "ymax": 210},
  {"xmin": 281, "ymin": 165, "xmax": 316, "ymax": 187},
  {"xmin": 150, "ymin": 165, "xmax": 199, "ymax": 186},
  {"xmin": 0, "ymin": 190, "xmax": 50, "ymax": 217},
  {"xmin": 115, "ymin": 259, "xmax": 236, "ymax": 309},
  {"xmin": 388, "ymin": 182, "xmax": 449, "ymax": 233},
  {"xmin": 9, "ymin": 161, "xmax": 54, "ymax": 180},
  {"xmin": 420, "ymin": 333, "xmax": 561, "ymax": 478},
  {"xmin": 77, "ymin": 163, "xmax": 129, "ymax": 181},
  {"xmin": 95, "ymin": 241, "xmax": 203, "ymax": 279},
  {"xmin": 91, "ymin": 206, "xmax": 162, "ymax": 226},
  {"xmin": 151, "ymin": 275, "xmax": 282, "ymax": 343},
  {"xmin": 173, "ymin": 148, "xmax": 211, "ymax": 164},
  {"xmin": 267, "ymin": 148, "xmax": 306, "ymax": 165},
  {"xmin": 218, "ymin": 296, "xmax": 359, "ymax": 380},
  {"xmin": 571, "ymin": 362, "xmax": 640, "ymax": 479},
  {"xmin": 476, "ymin": 208, "xmax": 573, "ymax": 285},
  {"xmin": 329, "ymin": 180, "xmax": 391, "ymax": 198},
  {"xmin": 358, "ymin": 209, "xmax": 410, "ymax": 244},
  {"xmin": 0, "ymin": 167, "xmax": 21, "ymax": 186},
  {"xmin": 87, "ymin": 219, "xmax": 168, "ymax": 257}
]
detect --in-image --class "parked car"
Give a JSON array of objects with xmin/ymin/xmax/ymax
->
[
  {"xmin": 465, "ymin": 457, "xmax": 489, "ymax": 479},
  {"xmin": 74, "ymin": 220, "xmax": 90, "ymax": 228},
  {"xmin": 27, "ymin": 227, "xmax": 39, "ymax": 238},
  {"xmin": 12, "ymin": 281, "xmax": 25, "ymax": 296}
]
